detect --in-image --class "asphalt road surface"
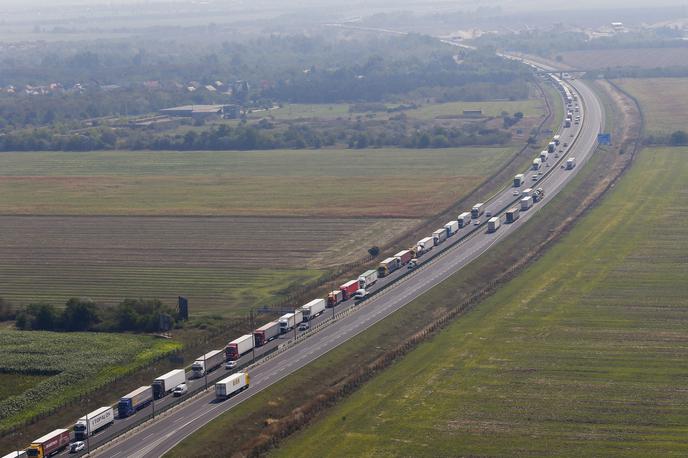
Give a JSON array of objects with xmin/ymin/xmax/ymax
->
[{"xmin": 67, "ymin": 69, "xmax": 602, "ymax": 458}]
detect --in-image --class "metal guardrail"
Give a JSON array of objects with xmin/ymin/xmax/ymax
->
[{"xmin": 87, "ymin": 75, "xmax": 584, "ymax": 458}]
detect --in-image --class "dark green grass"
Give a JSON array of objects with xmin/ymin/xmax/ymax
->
[{"xmin": 272, "ymin": 147, "xmax": 688, "ymax": 457}]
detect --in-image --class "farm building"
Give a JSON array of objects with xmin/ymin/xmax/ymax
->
[{"xmin": 159, "ymin": 104, "xmax": 240, "ymax": 120}]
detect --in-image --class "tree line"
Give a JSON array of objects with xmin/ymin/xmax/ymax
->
[{"xmin": 8, "ymin": 297, "xmax": 179, "ymax": 333}]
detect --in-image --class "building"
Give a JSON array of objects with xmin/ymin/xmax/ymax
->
[{"xmin": 159, "ymin": 104, "xmax": 239, "ymax": 121}]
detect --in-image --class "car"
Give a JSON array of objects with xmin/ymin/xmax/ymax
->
[
  {"xmin": 485, "ymin": 210, "xmax": 492, "ymax": 218},
  {"xmin": 225, "ymin": 361, "xmax": 237, "ymax": 370},
  {"xmin": 538, "ymin": 170, "xmax": 543, "ymax": 175},
  {"xmin": 407, "ymin": 259, "xmax": 418, "ymax": 270},
  {"xmin": 473, "ymin": 219, "xmax": 481, "ymax": 226},
  {"xmin": 70, "ymin": 441, "xmax": 86, "ymax": 453},
  {"xmin": 532, "ymin": 175, "xmax": 538, "ymax": 181},
  {"xmin": 563, "ymin": 142, "xmax": 568, "ymax": 147},
  {"xmin": 353, "ymin": 288, "xmax": 369, "ymax": 300},
  {"xmin": 172, "ymin": 383, "xmax": 188, "ymax": 396},
  {"xmin": 512, "ymin": 190, "xmax": 520, "ymax": 196},
  {"xmin": 298, "ymin": 322, "xmax": 310, "ymax": 331}
]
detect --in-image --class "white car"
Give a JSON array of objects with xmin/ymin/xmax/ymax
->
[
  {"xmin": 225, "ymin": 360, "xmax": 237, "ymax": 370},
  {"xmin": 70, "ymin": 441, "xmax": 86, "ymax": 453},
  {"xmin": 298, "ymin": 322, "xmax": 310, "ymax": 331},
  {"xmin": 512, "ymin": 190, "xmax": 520, "ymax": 196},
  {"xmin": 172, "ymin": 383, "xmax": 188, "ymax": 397},
  {"xmin": 473, "ymin": 219, "xmax": 481, "ymax": 226}
]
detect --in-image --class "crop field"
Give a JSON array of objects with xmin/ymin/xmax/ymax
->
[
  {"xmin": 0, "ymin": 216, "xmax": 417, "ymax": 312},
  {"xmin": 0, "ymin": 330, "xmax": 180, "ymax": 433},
  {"xmin": 0, "ymin": 147, "xmax": 511, "ymax": 217},
  {"xmin": 559, "ymin": 47, "xmax": 688, "ymax": 70},
  {"xmin": 256, "ymin": 99, "xmax": 543, "ymax": 121},
  {"xmin": 273, "ymin": 147, "xmax": 688, "ymax": 457},
  {"xmin": 615, "ymin": 78, "xmax": 688, "ymax": 134}
]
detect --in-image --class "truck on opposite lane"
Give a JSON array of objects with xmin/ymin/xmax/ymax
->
[
  {"xmin": 505, "ymin": 207, "xmax": 520, "ymax": 224},
  {"xmin": 487, "ymin": 217, "xmax": 501, "ymax": 233},
  {"xmin": 520, "ymin": 196, "xmax": 534, "ymax": 211},
  {"xmin": 215, "ymin": 372, "xmax": 250, "ymax": 401}
]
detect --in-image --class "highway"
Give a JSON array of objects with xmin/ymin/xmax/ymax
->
[{"xmin": 63, "ymin": 65, "xmax": 606, "ymax": 458}]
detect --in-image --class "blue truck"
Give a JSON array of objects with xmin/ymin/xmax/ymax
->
[{"xmin": 118, "ymin": 386, "xmax": 153, "ymax": 418}]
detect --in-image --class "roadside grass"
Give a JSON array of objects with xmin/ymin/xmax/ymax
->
[
  {"xmin": 0, "ymin": 147, "xmax": 511, "ymax": 217},
  {"xmin": 271, "ymin": 147, "xmax": 688, "ymax": 457},
  {"xmin": 0, "ymin": 330, "xmax": 180, "ymax": 434},
  {"xmin": 165, "ymin": 129, "xmax": 621, "ymax": 458},
  {"xmin": 615, "ymin": 78, "xmax": 688, "ymax": 135}
]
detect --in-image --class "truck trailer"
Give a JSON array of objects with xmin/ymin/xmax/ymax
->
[
  {"xmin": 118, "ymin": 386, "xmax": 153, "ymax": 418},
  {"xmin": 300, "ymin": 298, "xmax": 327, "ymax": 321},
  {"xmin": 553, "ymin": 135, "xmax": 560, "ymax": 145},
  {"xmin": 192, "ymin": 349, "xmax": 225, "ymax": 378},
  {"xmin": 254, "ymin": 321, "xmax": 281, "ymax": 346},
  {"xmin": 27, "ymin": 429, "xmax": 70, "ymax": 458},
  {"xmin": 547, "ymin": 142, "xmax": 556, "ymax": 153},
  {"xmin": 566, "ymin": 157, "xmax": 576, "ymax": 169},
  {"xmin": 152, "ymin": 369, "xmax": 186, "ymax": 399},
  {"xmin": 393, "ymin": 249, "xmax": 413, "ymax": 266},
  {"xmin": 3, "ymin": 452, "xmax": 27, "ymax": 458},
  {"xmin": 358, "ymin": 270, "xmax": 379, "ymax": 289},
  {"xmin": 444, "ymin": 220, "xmax": 459, "ymax": 237},
  {"xmin": 377, "ymin": 257, "xmax": 401, "ymax": 277},
  {"xmin": 471, "ymin": 203, "xmax": 485, "ymax": 219},
  {"xmin": 532, "ymin": 158, "xmax": 542, "ymax": 171},
  {"xmin": 279, "ymin": 310, "xmax": 304, "ymax": 332},
  {"xmin": 226, "ymin": 334, "xmax": 254, "ymax": 361},
  {"xmin": 215, "ymin": 372, "xmax": 250, "ymax": 400},
  {"xmin": 487, "ymin": 217, "xmax": 501, "ymax": 233},
  {"xmin": 74, "ymin": 406, "xmax": 115, "ymax": 440},
  {"xmin": 506, "ymin": 207, "xmax": 520, "ymax": 224},
  {"xmin": 513, "ymin": 174, "xmax": 525, "ymax": 187},
  {"xmin": 540, "ymin": 150, "xmax": 549, "ymax": 162},
  {"xmin": 339, "ymin": 280, "xmax": 359, "ymax": 300},
  {"xmin": 432, "ymin": 228, "xmax": 448, "ymax": 246},
  {"xmin": 416, "ymin": 237, "xmax": 434, "ymax": 256},
  {"xmin": 520, "ymin": 196, "xmax": 534, "ymax": 211},
  {"xmin": 327, "ymin": 290, "xmax": 344, "ymax": 307},
  {"xmin": 458, "ymin": 212, "xmax": 472, "ymax": 228}
]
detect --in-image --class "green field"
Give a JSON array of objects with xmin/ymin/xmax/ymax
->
[
  {"xmin": 0, "ymin": 148, "xmax": 511, "ymax": 217},
  {"xmin": 560, "ymin": 48, "xmax": 688, "ymax": 70},
  {"xmin": 249, "ymin": 99, "xmax": 543, "ymax": 122},
  {"xmin": 0, "ymin": 330, "xmax": 180, "ymax": 433},
  {"xmin": 615, "ymin": 78, "xmax": 688, "ymax": 135},
  {"xmin": 273, "ymin": 147, "xmax": 688, "ymax": 456}
]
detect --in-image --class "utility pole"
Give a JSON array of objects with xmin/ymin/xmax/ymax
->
[
  {"xmin": 250, "ymin": 309, "xmax": 256, "ymax": 364},
  {"xmin": 204, "ymin": 351, "xmax": 208, "ymax": 391},
  {"xmin": 85, "ymin": 412, "xmax": 91, "ymax": 454}
]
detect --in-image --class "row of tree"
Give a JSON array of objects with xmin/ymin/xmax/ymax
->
[
  {"xmin": 0, "ymin": 115, "xmax": 515, "ymax": 151},
  {"xmin": 13, "ymin": 298, "xmax": 178, "ymax": 333}
]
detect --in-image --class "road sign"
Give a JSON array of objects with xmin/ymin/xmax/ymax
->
[{"xmin": 597, "ymin": 133, "xmax": 611, "ymax": 145}]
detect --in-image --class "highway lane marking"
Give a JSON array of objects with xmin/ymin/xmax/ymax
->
[{"xmin": 101, "ymin": 80, "xmax": 602, "ymax": 458}]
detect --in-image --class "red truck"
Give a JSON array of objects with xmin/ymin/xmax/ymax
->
[
  {"xmin": 339, "ymin": 280, "xmax": 359, "ymax": 300},
  {"xmin": 28, "ymin": 428, "xmax": 70, "ymax": 458},
  {"xmin": 327, "ymin": 290, "xmax": 344, "ymax": 307}
]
